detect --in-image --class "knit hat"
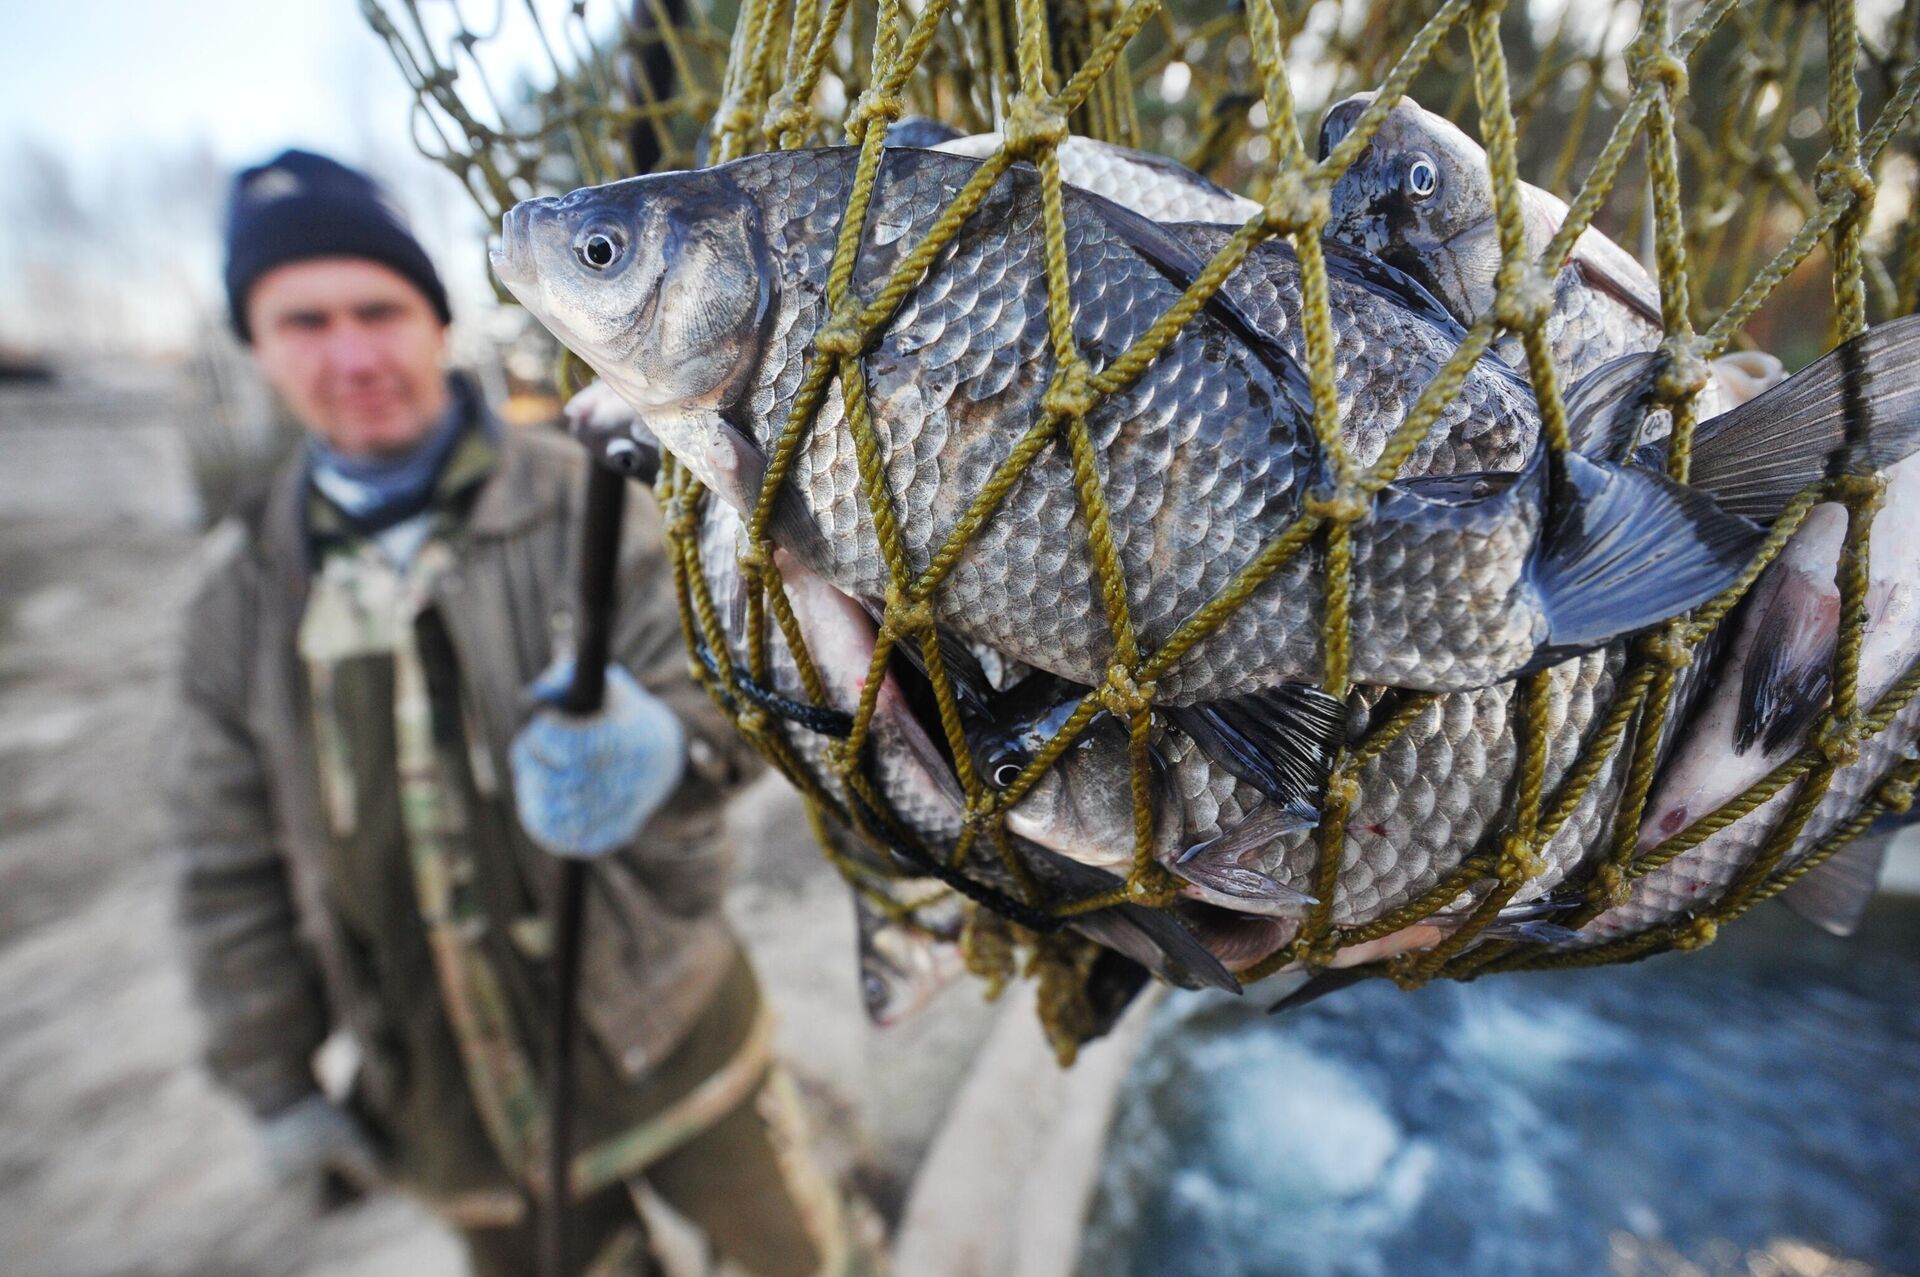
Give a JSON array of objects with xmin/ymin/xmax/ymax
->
[{"xmin": 223, "ymin": 149, "xmax": 451, "ymax": 342}]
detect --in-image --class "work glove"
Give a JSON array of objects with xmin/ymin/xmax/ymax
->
[
  {"xmin": 257, "ymin": 1093, "xmax": 383, "ymax": 1200},
  {"xmin": 510, "ymin": 660, "xmax": 686, "ymax": 857}
]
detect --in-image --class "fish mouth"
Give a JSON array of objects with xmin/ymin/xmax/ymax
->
[{"xmin": 490, "ymin": 198, "xmax": 548, "ymax": 298}]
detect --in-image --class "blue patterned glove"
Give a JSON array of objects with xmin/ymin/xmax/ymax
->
[{"xmin": 510, "ymin": 661, "xmax": 687, "ymax": 858}]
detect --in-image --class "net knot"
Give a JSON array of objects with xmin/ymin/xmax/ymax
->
[
  {"xmin": 1639, "ymin": 631, "xmax": 1694, "ymax": 671},
  {"xmin": 1654, "ymin": 336, "xmax": 1713, "ymax": 403},
  {"xmin": 846, "ymin": 89, "xmax": 905, "ymax": 142},
  {"xmin": 880, "ymin": 585, "xmax": 933, "ymax": 639},
  {"xmin": 815, "ymin": 311, "xmax": 867, "ymax": 358},
  {"xmin": 1815, "ymin": 717, "xmax": 1864, "ymax": 767},
  {"xmin": 1098, "ymin": 665, "xmax": 1156, "ymax": 718},
  {"xmin": 1674, "ymin": 916, "xmax": 1718, "ymax": 951},
  {"xmin": 712, "ymin": 97, "xmax": 760, "ymax": 144},
  {"xmin": 1592, "ymin": 862, "xmax": 1632, "ymax": 908},
  {"xmin": 666, "ymin": 507, "xmax": 702, "ymax": 542},
  {"xmin": 1303, "ymin": 484, "xmax": 1368, "ymax": 524},
  {"xmin": 1878, "ymin": 776, "xmax": 1916, "ymax": 815},
  {"xmin": 1829, "ymin": 471, "xmax": 1887, "ymax": 507},
  {"xmin": 1125, "ymin": 864, "xmax": 1181, "ymax": 906},
  {"xmin": 762, "ymin": 90, "xmax": 815, "ymax": 148},
  {"xmin": 1005, "ymin": 93, "xmax": 1069, "ymax": 155},
  {"xmin": 1498, "ymin": 837, "xmax": 1546, "ymax": 883},
  {"xmin": 1628, "ymin": 41, "xmax": 1688, "ymax": 97},
  {"xmin": 1492, "ymin": 268, "xmax": 1554, "ymax": 334},
  {"xmin": 1260, "ymin": 171, "xmax": 1328, "ymax": 236},
  {"xmin": 735, "ymin": 702, "xmax": 774, "ymax": 743},
  {"xmin": 1323, "ymin": 772, "xmax": 1360, "ymax": 811},
  {"xmin": 1813, "ymin": 157, "xmax": 1875, "ymax": 212},
  {"xmin": 735, "ymin": 540, "xmax": 771, "ymax": 574},
  {"xmin": 1043, "ymin": 361, "xmax": 1098, "ymax": 419}
]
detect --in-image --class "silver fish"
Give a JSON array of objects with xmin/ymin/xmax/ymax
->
[
  {"xmin": 1319, "ymin": 92, "xmax": 1783, "ymax": 408},
  {"xmin": 494, "ymin": 146, "xmax": 1761, "ymax": 715},
  {"xmin": 514, "ymin": 151, "xmax": 1920, "ymax": 974},
  {"xmin": 851, "ymin": 885, "xmax": 966, "ymax": 1027},
  {"xmin": 1601, "ymin": 451, "xmax": 1920, "ymax": 942}
]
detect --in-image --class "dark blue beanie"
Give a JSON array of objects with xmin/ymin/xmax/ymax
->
[{"xmin": 223, "ymin": 149, "xmax": 452, "ymax": 342}]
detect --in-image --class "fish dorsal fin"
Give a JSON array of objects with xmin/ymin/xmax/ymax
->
[
  {"xmin": 1688, "ymin": 314, "xmax": 1920, "ymax": 520},
  {"xmin": 1068, "ymin": 185, "xmax": 1320, "ymax": 419},
  {"xmin": 1164, "ymin": 684, "xmax": 1346, "ymax": 817},
  {"xmin": 1527, "ymin": 451, "xmax": 1763, "ymax": 664},
  {"xmin": 1781, "ymin": 830, "xmax": 1892, "ymax": 937}
]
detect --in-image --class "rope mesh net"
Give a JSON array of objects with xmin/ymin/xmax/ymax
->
[{"xmin": 366, "ymin": 0, "xmax": 1920, "ymax": 1053}]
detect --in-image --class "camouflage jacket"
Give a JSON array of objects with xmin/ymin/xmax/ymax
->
[{"xmin": 167, "ymin": 389, "xmax": 762, "ymax": 1140}]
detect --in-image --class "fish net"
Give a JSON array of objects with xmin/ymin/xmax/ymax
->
[{"xmin": 366, "ymin": 0, "xmax": 1920, "ymax": 1055}]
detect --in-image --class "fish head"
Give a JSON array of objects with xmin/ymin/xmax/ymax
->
[
  {"xmin": 1320, "ymin": 92, "xmax": 1501, "ymax": 322},
  {"xmin": 971, "ymin": 689, "xmax": 1162, "ymax": 870},
  {"xmin": 856, "ymin": 906, "xmax": 963, "ymax": 1027},
  {"xmin": 494, "ymin": 172, "xmax": 775, "ymax": 500}
]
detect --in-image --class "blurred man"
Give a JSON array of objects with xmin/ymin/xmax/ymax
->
[{"xmin": 169, "ymin": 149, "xmax": 850, "ymax": 1276}]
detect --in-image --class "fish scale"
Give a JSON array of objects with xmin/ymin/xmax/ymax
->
[
  {"xmin": 499, "ymin": 145, "xmax": 1914, "ymax": 969},
  {"xmin": 693, "ymin": 148, "xmax": 1723, "ymax": 701},
  {"xmin": 1585, "ymin": 695, "xmax": 1920, "ymax": 942}
]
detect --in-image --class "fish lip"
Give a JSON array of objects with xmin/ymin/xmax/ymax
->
[{"xmin": 490, "ymin": 198, "xmax": 545, "ymax": 296}]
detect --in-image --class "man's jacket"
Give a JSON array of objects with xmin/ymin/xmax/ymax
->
[{"xmin": 167, "ymin": 396, "xmax": 762, "ymax": 1191}]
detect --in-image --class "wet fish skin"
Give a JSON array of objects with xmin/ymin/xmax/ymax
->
[
  {"xmin": 1319, "ymin": 91, "xmax": 1664, "ymax": 385},
  {"xmin": 495, "ymin": 146, "xmax": 1758, "ymax": 702},
  {"xmin": 1319, "ymin": 92, "xmax": 1786, "ymax": 412},
  {"xmin": 1596, "ymin": 453, "xmax": 1920, "ymax": 943},
  {"xmin": 932, "ymin": 131, "xmax": 1261, "ymax": 225}
]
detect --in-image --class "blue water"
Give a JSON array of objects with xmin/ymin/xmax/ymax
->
[{"xmin": 1079, "ymin": 902, "xmax": 1920, "ymax": 1277}]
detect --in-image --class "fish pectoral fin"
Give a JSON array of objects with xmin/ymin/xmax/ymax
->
[
  {"xmin": 1780, "ymin": 830, "xmax": 1893, "ymax": 937},
  {"xmin": 1689, "ymin": 313, "xmax": 1920, "ymax": 520},
  {"xmin": 1070, "ymin": 905, "xmax": 1242, "ymax": 995},
  {"xmin": 1526, "ymin": 452, "xmax": 1764, "ymax": 665},
  {"xmin": 1734, "ymin": 572, "xmax": 1838, "ymax": 755},
  {"xmin": 1564, "ymin": 352, "xmax": 1661, "ymax": 462},
  {"xmin": 1165, "ymin": 685, "xmax": 1346, "ymax": 814},
  {"xmin": 1172, "ymin": 843, "xmax": 1318, "ymax": 909}
]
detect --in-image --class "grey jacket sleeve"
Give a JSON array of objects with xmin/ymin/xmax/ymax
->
[{"xmin": 168, "ymin": 546, "xmax": 328, "ymax": 1117}]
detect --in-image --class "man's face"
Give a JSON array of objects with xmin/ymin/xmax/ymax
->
[{"xmin": 246, "ymin": 258, "xmax": 451, "ymax": 459}]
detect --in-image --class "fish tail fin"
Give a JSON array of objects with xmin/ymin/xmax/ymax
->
[
  {"xmin": 1528, "ymin": 452, "xmax": 1764, "ymax": 665},
  {"xmin": 1780, "ymin": 829, "xmax": 1892, "ymax": 937},
  {"xmin": 1688, "ymin": 313, "xmax": 1920, "ymax": 518}
]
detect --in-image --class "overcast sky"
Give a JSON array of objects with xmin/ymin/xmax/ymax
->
[{"xmin": 0, "ymin": 0, "xmax": 563, "ymax": 353}]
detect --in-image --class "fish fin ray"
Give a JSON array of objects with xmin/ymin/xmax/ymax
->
[
  {"xmin": 1529, "ymin": 452, "xmax": 1763, "ymax": 663},
  {"xmin": 1734, "ymin": 576, "xmax": 1837, "ymax": 755},
  {"xmin": 1266, "ymin": 967, "xmax": 1369, "ymax": 1014},
  {"xmin": 1780, "ymin": 831, "xmax": 1891, "ymax": 937},
  {"xmin": 1689, "ymin": 314, "xmax": 1920, "ymax": 519},
  {"xmin": 1165, "ymin": 685, "xmax": 1345, "ymax": 814},
  {"xmin": 1564, "ymin": 352, "xmax": 1661, "ymax": 461}
]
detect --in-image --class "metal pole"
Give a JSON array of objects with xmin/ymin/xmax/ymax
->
[{"xmin": 542, "ymin": 463, "xmax": 629, "ymax": 1277}]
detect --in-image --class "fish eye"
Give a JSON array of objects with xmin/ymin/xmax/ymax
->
[
  {"xmin": 575, "ymin": 227, "xmax": 625, "ymax": 270},
  {"xmin": 985, "ymin": 747, "xmax": 1029, "ymax": 790},
  {"xmin": 1405, "ymin": 153, "xmax": 1439, "ymax": 202}
]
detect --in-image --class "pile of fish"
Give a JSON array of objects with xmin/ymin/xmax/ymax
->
[{"xmin": 501, "ymin": 95, "xmax": 1920, "ymax": 1022}]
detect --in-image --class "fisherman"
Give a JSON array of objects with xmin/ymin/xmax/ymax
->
[{"xmin": 168, "ymin": 148, "xmax": 853, "ymax": 1277}]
